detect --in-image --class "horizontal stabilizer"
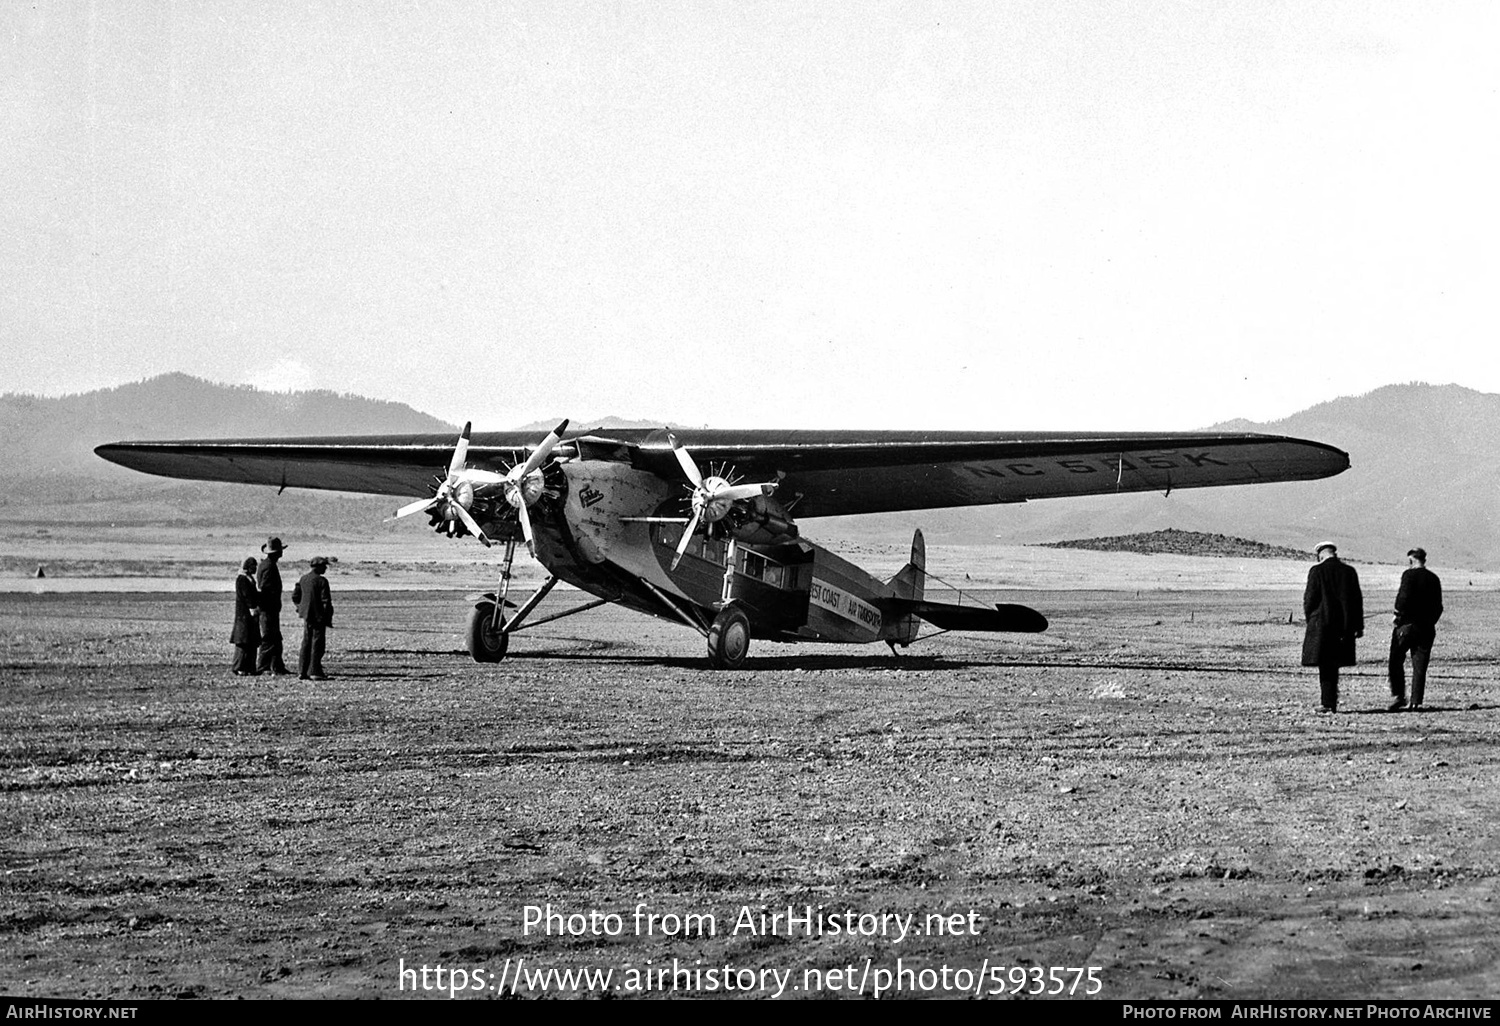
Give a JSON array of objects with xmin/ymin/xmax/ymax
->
[{"xmin": 883, "ymin": 598, "xmax": 1048, "ymax": 634}]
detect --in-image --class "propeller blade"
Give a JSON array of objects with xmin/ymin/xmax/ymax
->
[
  {"xmin": 670, "ymin": 508, "xmax": 703, "ymax": 571},
  {"xmin": 668, "ymin": 433, "xmax": 704, "ymax": 489},
  {"xmin": 392, "ymin": 496, "xmax": 439, "ymax": 520},
  {"xmin": 711, "ymin": 481, "xmax": 777, "ymax": 503},
  {"xmin": 448, "ymin": 422, "xmax": 473, "ymax": 478},
  {"xmin": 452, "ymin": 500, "xmax": 491, "ymax": 548},
  {"xmin": 519, "ymin": 419, "xmax": 569, "ymax": 479},
  {"xmin": 515, "ymin": 495, "xmax": 535, "ymax": 556}
]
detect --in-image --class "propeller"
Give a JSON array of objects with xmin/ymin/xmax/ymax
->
[
  {"xmin": 501, "ymin": 419, "xmax": 569, "ymax": 556},
  {"xmin": 391, "ymin": 421, "xmax": 507, "ymax": 547},
  {"xmin": 668, "ymin": 432, "xmax": 778, "ymax": 570}
]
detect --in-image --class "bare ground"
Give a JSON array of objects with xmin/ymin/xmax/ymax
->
[{"xmin": 4, "ymin": 583, "xmax": 1500, "ymax": 1000}]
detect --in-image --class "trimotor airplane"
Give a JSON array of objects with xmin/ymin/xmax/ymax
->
[{"xmin": 96, "ymin": 424, "xmax": 1348, "ymax": 668}]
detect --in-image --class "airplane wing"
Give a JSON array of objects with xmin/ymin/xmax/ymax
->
[
  {"xmin": 94, "ymin": 433, "xmax": 538, "ymax": 498},
  {"xmin": 622, "ymin": 429, "xmax": 1350, "ymax": 517},
  {"xmin": 95, "ymin": 427, "xmax": 1348, "ymax": 516}
]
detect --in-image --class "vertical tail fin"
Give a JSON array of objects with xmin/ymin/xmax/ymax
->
[{"xmin": 889, "ymin": 528, "xmax": 926, "ymax": 602}]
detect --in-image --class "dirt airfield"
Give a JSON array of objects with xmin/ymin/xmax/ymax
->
[{"xmin": 4, "ymin": 544, "xmax": 1500, "ymax": 1001}]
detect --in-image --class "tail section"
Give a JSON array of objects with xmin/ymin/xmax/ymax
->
[
  {"xmin": 888, "ymin": 528, "xmax": 925, "ymax": 602},
  {"xmin": 885, "ymin": 529, "xmax": 925, "ymax": 646},
  {"xmin": 879, "ymin": 527, "xmax": 1049, "ymax": 641}
]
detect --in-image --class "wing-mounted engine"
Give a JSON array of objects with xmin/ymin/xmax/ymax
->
[
  {"xmin": 667, "ymin": 433, "xmax": 787, "ymax": 568},
  {"xmin": 719, "ymin": 492, "xmax": 798, "ymax": 547},
  {"xmin": 391, "ymin": 420, "xmax": 570, "ymax": 552},
  {"xmin": 390, "ymin": 421, "xmax": 506, "ymax": 545}
]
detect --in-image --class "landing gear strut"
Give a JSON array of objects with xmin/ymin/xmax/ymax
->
[
  {"xmin": 469, "ymin": 539, "xmax": 517, "ymax": 663},
  {"xmin": 467, "ymin": 537, "xmax": 612, "ymax": 663},
  {"xmin": 707, "ymin": 605, "xmax": 751, "ymax": 669}
]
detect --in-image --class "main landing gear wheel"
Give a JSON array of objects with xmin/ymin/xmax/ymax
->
[
  {"xmin": 467, "ymin": 604, "xmax": 509, "ymax": 663},
  {"xmin": 707, "ymin": 606, "xmax": 751, "ymax": 669}
]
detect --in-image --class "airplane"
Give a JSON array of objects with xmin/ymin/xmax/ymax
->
[{"xmin": 95, "ymin": 424, "xmax": 1349, "ymax": 668}]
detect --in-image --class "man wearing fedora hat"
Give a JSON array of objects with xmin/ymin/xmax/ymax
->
[
  {"xmin": 1389, "ymin": 547, "xmax": 1443, "ymax": 712},
  {"xmin": 1302, "ymin": 541, "xmax": 1364, "ymax": 713},
  {"xmin": 255, "ymin": 537, "xmax": 292, "ymax": 676},
  {"xmin": 292, "ymin": 555, "xmax": 336, "ymax": 680}
]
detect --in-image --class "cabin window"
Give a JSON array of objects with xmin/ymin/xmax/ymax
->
[{"xmin": 736, "ymin": 550, "xmax": 796, "ymax": 588}]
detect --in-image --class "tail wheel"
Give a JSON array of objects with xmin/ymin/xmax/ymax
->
[
  {"xmin": 707, "ymin": 606, "xmax": 751, "ymax": 669},
  {"xmin": 467, "ymin": 604, "xmax": 509, "ymax": 663}
]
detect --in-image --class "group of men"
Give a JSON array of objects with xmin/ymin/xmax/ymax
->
[
  {"xmin": 1302, "ymin": 542, "xmax": 1444, "ymax": 713},
  {"xmin": 230, "ymin": 537, "xmax": 336, "ymax": 681}
]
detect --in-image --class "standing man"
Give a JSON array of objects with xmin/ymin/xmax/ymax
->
[
  {"xmin": 292, "ymin": 555, "xmax": 336, "ymax": 681},
  {"xmin": 255, "ymin": 537, "xmax": 292, "ymax": 676},
  {"xmin": 1302, "ymin": 541, "xmax": 1364, "ymax": 713},
  {"xmin": 231, "ymin": 557, "xmax": 261, "ymax": 677},
  {"xmin": 1389, "ymin": 546, "xmax": 1443, "ymax": 712}
]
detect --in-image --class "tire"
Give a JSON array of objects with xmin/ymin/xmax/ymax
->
[
  {"xmin": 467, "ymin": 603, "xmax": 509, "ymax": 663},
  {"xmin": 707, "ymin": 606, "xmax": 751, "ymax": 669}
]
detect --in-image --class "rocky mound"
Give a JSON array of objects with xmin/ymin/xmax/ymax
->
[{"xmin": 1039, "ymin": 527, "xmax": 1307, "ymax": 560}]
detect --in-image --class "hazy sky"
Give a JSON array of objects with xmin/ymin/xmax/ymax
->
[{"xmin": 3, "ymin": 1, "xmax": 1495, "ymax": 430}]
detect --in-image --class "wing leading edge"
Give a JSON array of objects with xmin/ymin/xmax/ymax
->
[{"xmin": 94, "ymin": 427, "xmax": 1349, "ymax": 516}]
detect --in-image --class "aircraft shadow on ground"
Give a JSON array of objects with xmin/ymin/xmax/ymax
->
[
  {"xmin": 349, "ymin": 643, "xmax": 994, "ymax": 670},
  {"xmin": 403, "ymin": 650, "xmax": 1321, "ymax": 674},
  {"xmin": 499, "ymin": 651, "xmax": 985, "ymax": 671}
]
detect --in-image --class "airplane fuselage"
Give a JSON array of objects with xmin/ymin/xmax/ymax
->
[{"xmin": 511, "ymin": 457, "xmax": 915, "ymax": 646}]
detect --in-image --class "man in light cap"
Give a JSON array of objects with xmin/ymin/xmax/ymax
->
[
  {"xmin": 292, "ymin": 555, "xmax": 336, "ymax": 680},
  {"xmin": 1389, "ymin": 547, "xmax": 1443, "ymax": 711},
  {"xmin": 1302, "ymin": 541, "xmax": 1363, "ymax": 712}
]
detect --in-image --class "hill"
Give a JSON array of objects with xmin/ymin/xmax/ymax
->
[
  {"xmin": 0, "ymin": 375, "xmax": 460, "ymax": 535},
  {"xmin": 1038, "ymin": 529, "xmax": 1309, "ymax": 560},
  {"xmin": 0, "ymin": 373, "xmax": 456, "ymax": 481}
]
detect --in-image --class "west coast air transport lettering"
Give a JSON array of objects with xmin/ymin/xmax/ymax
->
[{"xmin": 810, "ymin": 579, "xmax": 883, "ymax": 631}]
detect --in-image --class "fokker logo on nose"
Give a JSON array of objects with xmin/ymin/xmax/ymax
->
[{"xmin": 579, "ymin": 486, "xmax": 605, "ymax": 509}]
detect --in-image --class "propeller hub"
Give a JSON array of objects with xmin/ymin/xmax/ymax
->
[
  {"xmin": 446, "ymin": 480, "xmax": 475, "ymax": 517},
  {"xmin": 693, "ymin": 477, "xmax": 736, "ymax": 523}
]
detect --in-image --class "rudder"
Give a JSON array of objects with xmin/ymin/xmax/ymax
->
[{"xmin": 889, "ymin": 528, "xmax": 926, "ymax": 603}]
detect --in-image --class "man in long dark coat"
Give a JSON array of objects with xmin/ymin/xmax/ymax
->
[
  {"xmin": 255, "ymin": 536, "xmax": 292, "ymax": 675},
  {"xmin": 231, "ymin": 557, "xmax": 261, "ymax": 676},
  {"xmin": 292, "ymin": 555, "xmax": 335, "ymax": 680},
  {"xmin": 1389, "ymin": 546, "xmax": 1443, "ymax": 712},
  {"xmin": 1302, "ymin": 541, "xmax": 1364, "ymax": 713}
]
